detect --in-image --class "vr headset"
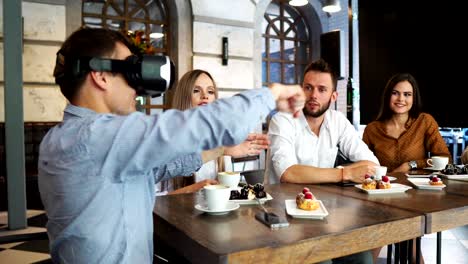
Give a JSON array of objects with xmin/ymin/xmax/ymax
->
[{"xmin": 55, "ymin": 53, "xmax": 175, "ymax": 97}]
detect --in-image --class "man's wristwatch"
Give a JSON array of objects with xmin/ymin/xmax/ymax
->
[{"xmin": 409, "ymin": 160, "xmax": 417, "ymax": 170}]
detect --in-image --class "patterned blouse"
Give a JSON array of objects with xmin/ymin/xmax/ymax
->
[{"xmin": 363, "ymin": 113, "xmax": 451, "ymax": 172}]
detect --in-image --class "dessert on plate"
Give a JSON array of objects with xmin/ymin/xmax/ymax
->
[
  {"xmin": 377, "ymin": 176, "xmax": 392, "ymax": 189},
  {"xmin": 296, "ymin": 187, "xmax": 319, "ymax": 211},
  {"xmin": 229, "ymin": 183, "xmax": 267, "ymax": 200},
  {"xmin": 428, "ymin": 175, "xmax": 443, "ymax": 185},
  {"xmin": 441, "ymin": 164, "xmax": 468, "ymax": 175},
  {"xmin": 362, "ymin": 175, "xmax": 392, "ymax": 190},
  {"xmin": 362, "ymin": 175, "xmax": 377, "ymax": 190}
]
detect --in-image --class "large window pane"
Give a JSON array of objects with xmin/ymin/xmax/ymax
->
[
  {"xmin": 270, "ymin": 63, "xmax": 281, "ymax": 83},
  {"xmin": 284, "ymin": 40, "xmax": 295, "ymax": 61},
  {"xmin": 284, "ymin": 64, "xmax": 295, "ymax": 84},
  {"xmin": 262, "ymin": 38, "xmax": 267, "ymax": 58},
  {"xmin": 106, "ymin": 5, "xmax": 119, "ymax": 16},
  {"xmin": 269, "ymin": 38, "xmax": 280, "ymax": 59},
  {"xmin": 83, "ymin": 1, "xmax": 103, "ymax": 14},
  {"xmin": 262, "ymin": 0, "xmax": 310, "ymax": 85},
  {"xmin": 265, "ymin": 3, "xmax": 279, "ymax": 16},
  {"xmin": 262, "ymin": 61, "xmax": 267, "ymax": 84}
]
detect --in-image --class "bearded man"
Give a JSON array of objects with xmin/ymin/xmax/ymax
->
[{"xmin": 267, "ymin": 59, "xmax": 379, "ymax": 185}]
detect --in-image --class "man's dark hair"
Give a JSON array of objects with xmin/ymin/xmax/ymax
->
[
  {"xmin": 54, "ymin": 27, "xmax": 132, "ymax": 102},
  {"xmin": 376, "ymin": 73, "xmax": 422, "ymax": 121},
  {"xmin": 303, "ymin": 58, "xmax": 338, "ymax": 91}
]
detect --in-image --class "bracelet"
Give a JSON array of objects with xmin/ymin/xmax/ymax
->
[
  {"xmin": 218, "ymin": 146, "xmax": 225, "ymax": 157},
  {"xmin": 336, "ymin": 166, "xmax": 344, "ymax": 181}
]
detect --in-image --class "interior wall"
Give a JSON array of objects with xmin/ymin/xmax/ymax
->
[
  {"xmin": 0, "ymin": 0, "xmax": 67, "ymax": 122},
  {"xmin": 0, "ymin": 0, "xmax": 354, "ymax": 121}
]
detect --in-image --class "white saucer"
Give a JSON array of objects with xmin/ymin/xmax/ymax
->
[
  {"xmin": 194, "ymin": 202, "xmax": 240, "ymax": 215},
  {"xmin": 407, "ymin": 178, "xmax": 446, "ymax": 190},
  {"xmin": 355, "ymin": 183, "xmax": 412, "ymax": 194},
  {"xmin": 424, "ymin": 166, "xmax": 444, "ymax": 171}
]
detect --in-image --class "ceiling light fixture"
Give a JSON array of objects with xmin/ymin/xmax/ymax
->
[
  {"xmin": 322, "ymin": 0, "xmax": 341, "ymax": 13},
  {"xmin": 149, "ymin": 32, "xmax": 164, "ymax": 39},
  {"xmin": 289, "ymin": 0, "xmax": 308, "ymax": 7}
]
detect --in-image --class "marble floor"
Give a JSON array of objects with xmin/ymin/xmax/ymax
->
[
  {"xmin": 0, "ymin": 210, "xmax": 50, "ymax": 263},
  {"xmin": 1, "ymin": 210, "xmax": 468, "ymax": 263}
]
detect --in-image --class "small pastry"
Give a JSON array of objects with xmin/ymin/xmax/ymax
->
[
  {"xmin": 377, "ymin": 175, "xmax": 392, "ymax": 189},
  {"xmin": 429, "ymin": 175, "xmax": 443, "ymax": 186},
  {"xmin": 362, "ymin": 175, "xmax": 376, "ymax": 190},
  {"xmin": 296, "ymin": 190, "xmax": 319, "ymax": 211}
]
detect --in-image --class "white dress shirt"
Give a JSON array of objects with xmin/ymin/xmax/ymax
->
[{"xmin": 267, "ymin": 110, "xmax": 379, "ymax": 184}]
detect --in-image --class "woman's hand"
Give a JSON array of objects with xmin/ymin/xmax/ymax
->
[
  {"xmin": 224, "ymin": 133, "xmax": 270, "ymax": 157},
  {"xmin": 392, "ymin": 162, "xmax": 411, "ymax": 173}
]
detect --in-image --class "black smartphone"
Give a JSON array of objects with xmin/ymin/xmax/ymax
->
[
  {"xmin": 407, "ymin": 170, "xmax": 432, "ymax": 176},
  {"xmin": 336, "ymin": 181, "xmax": 356, "ymax": 187},
  {"xmin": 255, "ymin": 211, "xmax": 289, "ymax": 229}
]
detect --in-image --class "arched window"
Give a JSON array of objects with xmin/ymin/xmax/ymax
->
[
  {"xmin": 262, "ymin": 0, "xmax": 310, "ymax": 85},
  {"xmin": 82, "ymin": 0, "xmax": 170, "ymax": 114}
]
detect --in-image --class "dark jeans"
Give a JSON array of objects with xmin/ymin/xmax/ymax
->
[{"xmin": 318, "ymin": 250, "xmax": 373, "ymax": 264}]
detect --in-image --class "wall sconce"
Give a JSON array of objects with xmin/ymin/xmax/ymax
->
[
  {"xmin": 222, "ymin": 37, "xmax": 228, "ymax": 66},
  {"xmin": 289, "ymin": 0, "xmax": 308, "ymax": 6},
  {"xmin": 322, "ymin": 0, "xmax": 341, "ymax": 13}
]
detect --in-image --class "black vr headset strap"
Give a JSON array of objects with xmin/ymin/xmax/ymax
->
[{"xmin": 88, "ymin": 57, "xmax": 129, "ymax": 73}]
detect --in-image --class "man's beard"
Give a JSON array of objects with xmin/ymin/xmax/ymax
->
[{"xmin": 303, "ymin": 98, "xmax": 332, "ymax": 118}]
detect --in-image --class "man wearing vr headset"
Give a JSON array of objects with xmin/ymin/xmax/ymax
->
[{"xmin": 38, "ymin": 27, "xmax": 305, "ymax": 263}]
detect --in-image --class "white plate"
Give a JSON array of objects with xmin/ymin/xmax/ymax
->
[
  {"xmin": 387, "ymin": 176, "xmax": 397, "ymax": 181},
  {"xmin": 438, "ymin": 173, "xmax": 468, "ymax": 181},
  {"xmin": 407, "ymin": 178, "xmax": 446, "ymax": 190},
  {"xmin": 424, "ymin": 166, "xmax": 444, "ymax": 171},
  {"xmin": 284, "ymin": 199, "xmax": 329, "ymax": 219},
  {"xmin": 354, "ymin": 183, "xmax": 412, "ymax": 194},
  {"xmin": 229, "ymin": 193, "xmax": 273, "ymax": 205},
  {"xmin": 405, "ymin": 173, "xmax": 434, "ymax": 178},
  {"xmin": 194, "ymin": 202, "xmax": 240, "ymax": 215}
]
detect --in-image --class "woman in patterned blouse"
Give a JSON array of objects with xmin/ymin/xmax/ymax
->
[
  {"xmin": 363, "ymin": 73, "xmax": 451, "ymax": 173},
  {"xmin": 363, "ymin": 73, "xmax": 451, "ymax": 263}
]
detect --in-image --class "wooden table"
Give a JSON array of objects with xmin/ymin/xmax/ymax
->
[
  {"xmin": 315, "ymin": 172, "xmax": 468, "ymax": 264},
  {"xmin": 443, "ymin": 178, "xmax": 468, "ymax": 197},
  {"xmin": 315, "ymin": 172, "xmax": 468, "ymax": 234},
  {"xmin": 153, "ymin": 183, "xmax": 424, "ymax": 264}
]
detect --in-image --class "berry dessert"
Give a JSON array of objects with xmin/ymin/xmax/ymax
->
[
  {"xmin": 362, "ymin": 174, "xmax": 392, "ymax": 190},
  {"xmin": 377, "ymin": 175, "xmax": 392, "ymax": 189},
  {"xmin": 362, "ymin": 175, "xmax": 376, "ymax": 190},
  {"xmin": 229, "ymin": 183, "xmax": 267, "ymax": 200},
  {"xmin": 441, "ymin": 164, "xmax": 468, "ymax": 175},
  {"xmin": 296, "ymin": 187, "xmax": 319, "ymax": 211},
  {"xmin": 429, "ymin": 175, "xmax": 443, "ymax": 186}
]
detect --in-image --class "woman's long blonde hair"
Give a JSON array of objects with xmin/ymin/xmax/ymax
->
[{"xmin": 171, "ymin": 69, "xmax": 224, "ymax": 190}]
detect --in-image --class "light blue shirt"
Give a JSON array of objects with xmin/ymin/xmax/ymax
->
[{"xmin": 38, "ymin": 88, "xmax": 275, "ymax": 263}]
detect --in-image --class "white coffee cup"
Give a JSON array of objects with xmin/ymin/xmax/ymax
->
[
  {"xmin": 427, "ymin": 156, "xmax": 449, "ymax": 170},
  {"xmin": 217, "ymin": 171, "xmax": 241, "ymax": 188},
  {"xmin": 204, "ymin": 185, "xmax": 231, "ymax": 211},
  {"xmin": 374, "ymin": 166, "xmax": 387, "ymax": 180}
]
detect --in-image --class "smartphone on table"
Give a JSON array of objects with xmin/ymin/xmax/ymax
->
[{"xmin": 255, "ymin": 211, "xmax": 289, "ymax": 229}]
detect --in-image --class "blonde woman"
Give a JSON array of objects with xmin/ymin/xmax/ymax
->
[{"xmin": 156, "ymin": 70, "xmax": 269, "ymax": 195}]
